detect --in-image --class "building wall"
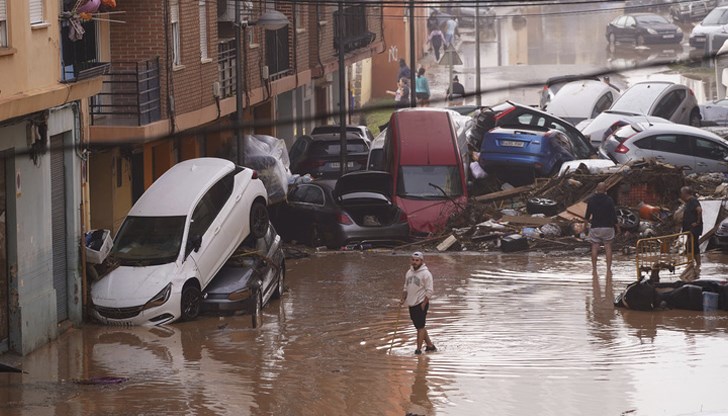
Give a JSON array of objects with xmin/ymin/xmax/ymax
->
[{"xmin": 372, "ymin": 6, "xmax": 407, "ymax": 98}]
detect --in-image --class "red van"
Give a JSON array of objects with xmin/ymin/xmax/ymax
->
[{"xmin": 383, "ymin": 108, "xmax": 468, "ymax": 235}]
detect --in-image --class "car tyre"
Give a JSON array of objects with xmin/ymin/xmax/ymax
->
[
  {"xmin": 180, "ymin": 284, "xmax": 201, "ymax": 322},
  {"xmin": 272, "ymin": 262, "xmax": 285, "ymax": 300},
  {"xmin": 250, "ymin": 200, "xmax": 269, "ymax": 239},
  {"xmin": 616, "ymin": 207, "xmax": 640, "ymax": 231},
  {"xmin": 251, "ymin": 291, "xmax": 263, "ymax": 328},
  {"xmin": 689, "ymin": 108, "xmax": 701, "ymax": 127},
  {"xmin": 526, "ymin": 197, "xmax": 559, "ymax": 217}
]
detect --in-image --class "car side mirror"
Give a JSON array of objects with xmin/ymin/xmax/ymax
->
[{"xmin": 188, "ymin": 234, "xmax": 202, "ymax": 253}]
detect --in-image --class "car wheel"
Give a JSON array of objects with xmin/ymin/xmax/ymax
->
[
  {"xmin": 689, "ymin": 109, "xmax": 701, "ymax": 127},
  {"xmin": 526, "ymin": 197, "xmax": 559, "ymax": 217},
  {"xmin": 272, "ymin": 262, "xmax": 285, "ymax": 300},
  {"xmin": 617, "ymin": 207, "xmax": 640, "ymax": 231},
  {"xmin": 608, "ymin": 32, "xmax": 616, "ymax": 44},
  {"xmin": 636, "ymin": 35, "xmax": 645, "ymax": 46},
  {"xmin": 180, "ymin": 284, "xmax": 201, "ymax": 322},
  {"xmin": 250, "ymin": 200, "xmax": 269, "ymax": 239},
  {"xmin": 251, "ymin": 291, "xmax": 263, "ymax": 328}
]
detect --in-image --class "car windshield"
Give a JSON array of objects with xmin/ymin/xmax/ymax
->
[
  {"xmin": 635, "ymin": 14, "xmax": 668, "ymax": 24},
  {"xmin": 397, "ymin": 166, "xmax": 463, "ymax": 199},
  {"xmin": 111, "ymin": 216, "xmax": 186, "ymax": 266},
  {"xmin": 702, "ymin": 7, "xmax": 728, "ymax": 25},
  {"xmin": 310, "ymin": 140, "xmax": 368, "ymax": 156},
  {"xmin": 611, "ymin": 83, "xmax": 671, "ymax": 113}
]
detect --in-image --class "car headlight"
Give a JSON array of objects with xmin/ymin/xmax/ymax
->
[
  {"xmin": 228, "ymin": 287, "xmax": 253, "ymax": 301},
  {"xmin": 143, "ymin": 283, "xmax": 172, "ymax": 311},
  {"xmin": 647, "ymin": 28, "xmax": 658, "ymax": 35}
]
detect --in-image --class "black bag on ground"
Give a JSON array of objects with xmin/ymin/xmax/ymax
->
[{"xmin": 662, "ymin": 284, "xmax": 704, "ymax": 311}]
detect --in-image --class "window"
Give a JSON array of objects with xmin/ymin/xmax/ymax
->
[
  {"xmin": 289, "ymin": 184, "xmax": 325, "ymax": 206},
  {"xmin": 0, "ymin": 0, "xmax": 7, "ymax": 47},
  {"xmin": 397, "ymin": 166, "xmax": 463, "ymax": 199},
  {"xmin": 640, "ymin": 134, "xmax": 689, "ymax": 155},
  {"xmin": 592, "ymin": 93, "xmax": 615, "ymax": 118},
  {"xmin": 189, "ymin": 174, "xmax": 233, "ymax": 240},
  {"xmin": 199, "ymin": 0, "xmax": 208, "ymax": 61},
  {"xmin": 694, "ymin": 137, "xmax": 728, "ymax": 161},
  {"xmin": 295, "ymin": 2, "xmax": 305, "ymax": 31},
  {"xmin": 653, "ymin": 90, "xmax": 685, "ymax": 120},
  {"xmin": 615, "ymin": 16, "xmax": 627, "ymax": 27},
  {"xmin": 170, "ymin": 0, "xmax": 181, "ymax": 66},
  {"xmin": 29, "ymin": 0, "xmax": 44, "ymax": 25}
]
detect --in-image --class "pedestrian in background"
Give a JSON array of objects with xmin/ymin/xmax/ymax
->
[
  {"xmin": 415, "ymin": 67, "xmax": 430, "ymax": 107},
  {"xmin": 444, "ymin": 18, "xmax": 458, "ymax": 49},
  {"xmin": 427, "ymin": 27, "xmax": 445, "ymax": 62},
  {"xmin": 446, "ymin": 75, "xmax": 465, "ymax": 105},
  {"xmin": 585, "ymin": 182, "xmax": 619, "ymax": 277},
  {"xmin": 400, "ymin": 251, "xmax": 436, "ymax": 355},
  {"xmin": 397, "ymin": 59, "xmax": 411, "ymax": 83},
  {"xmin": 680, "ymin": 186, "xmax": 703, "ymax": 265},
  {"xmin": 386, "ymin": 77, "xmax": 410, "ymax": 108}
]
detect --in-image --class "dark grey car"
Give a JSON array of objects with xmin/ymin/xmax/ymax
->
[{"xmin": 201, "ymin": 224, "xmax": 285, "ymax": 328}]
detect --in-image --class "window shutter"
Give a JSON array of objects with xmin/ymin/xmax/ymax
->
[
  {"xmin": 170, "ymin": 0, "xmax": 179, "ymax": 23},
  {"xmin": 199, "ymin": 0, "xmax": 208, "ymax": 60},
  {"xmin": 0, "ymin": 0, "xmax": 6, "ymax": 22},
  {"xmin": 29, "ymin": 0, "xmax": 44, "ymax": 24}
]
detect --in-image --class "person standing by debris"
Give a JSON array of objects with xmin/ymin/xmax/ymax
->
[
  {"xmin": 427, "ymin": 26, "xmax": 445, "ymax": 62},
  {"xmin": 680, "ymin": 186, "xmax": 703, "ymax": 265},
  {"xmin": 585, "ymin": 182, "xmax": 619, "ymax": 277},
  {"xmin": 400, "ymin": 252, "xmax": 436, "ymax": 355}
]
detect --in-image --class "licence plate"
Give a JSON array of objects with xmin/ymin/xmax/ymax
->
[
  {"xmin": 663, "ymin": 34, "xmax": 675, "ymax": 39},
  {"xmin": 330, "ymin": 162, "xmax": 355, "ymax": 168},
  {"xmin": 501, "ymin": 140, "xmax": 525, "ymax": 147}
]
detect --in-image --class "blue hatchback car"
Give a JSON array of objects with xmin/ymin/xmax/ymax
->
[{"xmin": 478, "ymin": 126, "xmax": 580, "ymax": 180}]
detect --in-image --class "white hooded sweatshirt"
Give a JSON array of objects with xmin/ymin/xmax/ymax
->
[{"xmin": 403, "ymin": 264, "xmax": 433, "ymax": 307}]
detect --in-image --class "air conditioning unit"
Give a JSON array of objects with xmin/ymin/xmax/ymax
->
[{"xmin": 218, "ymin": 0, "xmax": 253, "ymax": 23}]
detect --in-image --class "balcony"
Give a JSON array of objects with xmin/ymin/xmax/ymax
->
[
  {"xmin": 217, "ymin": 38, "xmax": 237, "ymax": 98},
  {"xmin": 60, "ymin": 19, "xmax": 110, "ymax": 83},
  {"xmin": 89, "ymin": 58, "xmax": 162, "ymax": 126},
  {"xmin": 333, "ymin": 5, "xmax": 375, "ymax": 53}
]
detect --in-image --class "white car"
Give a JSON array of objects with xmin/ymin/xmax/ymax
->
[
  {"xmin": 699, "ymin": 98, "xmax": 728, "ymax": 126},
  {"xmin": 579, "ymin": 110, "xmax": 673, "ymax": 147},
  {"xmin": 91, "ymin": 158, "xmax": 269, "ymax": 326},
  {"xmin": 689, "ymin": 5, "xmax": 728, "ymax": 48},
  {"xmin": 545, "ymin": 80, "xmax": 620, "ymax": 126}
]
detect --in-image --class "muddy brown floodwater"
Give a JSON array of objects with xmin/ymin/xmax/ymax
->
[{"xmin": 2, "ymin": 250, "xmax": 728, "ymax": 416}]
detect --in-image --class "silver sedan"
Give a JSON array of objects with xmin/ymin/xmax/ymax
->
[{"xmin": 598, "ymin": 122, "xmax": 728, "ymax": 173}]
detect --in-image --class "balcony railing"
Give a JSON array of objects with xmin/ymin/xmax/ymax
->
[
  {"xmin": 265, "ymin": 26, "xmax": 292, "ymax": 79},
  {"xmin": 89, "ymin": 58, "xmax": 162, "ymax": 126},
  {"xmin": 60, "ymin": 19, "xmax": 111, "ymax": 83},
  {"xmin": 218, "ymin": 38, "xmax": 237, "ymax": 98}
]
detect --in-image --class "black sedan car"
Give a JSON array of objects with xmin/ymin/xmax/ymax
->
[
  {"xmin": 289, "ymin": 132, "xmax": 371, "ymax": 179},
  {"xmin": 201, "ymin": 224, "xmax": 285, "ymax": 328},
  {"xmin": 606, "ymin": 13, "xmax": 683, "ymax": 45},
  {"xmin": 271, "ymin": 171, "xmax": 410, "ymax": 249}
]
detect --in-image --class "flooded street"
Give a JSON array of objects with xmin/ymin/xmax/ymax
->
[{"xmin": 2, "ymin": 251, "xmax": 728, "ymax": 415}]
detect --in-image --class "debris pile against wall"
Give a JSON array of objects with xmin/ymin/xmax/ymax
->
[{"xmin": 407, "ymin": 160, "xmax": 728, "ymax": 255}]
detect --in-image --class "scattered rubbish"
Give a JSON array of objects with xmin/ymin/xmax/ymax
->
[
  {"xmin": 436, "ymin": 235, "xmax": 458, "ymax": 251},
  {"xmin": 500, "ymin": 234, "xmax": 529, "ymax": 252}
]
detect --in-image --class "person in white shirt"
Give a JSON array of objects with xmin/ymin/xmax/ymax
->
[{"xmin": 400, "ymin": 251, "xmax": 436, "ymax": 355}]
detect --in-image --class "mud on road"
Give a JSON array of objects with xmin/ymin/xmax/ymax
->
[{"xmin": 2, "ymin": 251, "xmax": 728, "ymax": 416}]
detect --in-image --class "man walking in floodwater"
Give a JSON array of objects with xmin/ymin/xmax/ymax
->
[
  {"xmin": 585, "ymin": 182, "xmax": 619, "ymax": 277},
  {"xmin": 400, "ymin": 252, "xmax": 436, "ymax": 355}
]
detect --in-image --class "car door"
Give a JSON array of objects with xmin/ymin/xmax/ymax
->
[
  {"xmin": 692, "ymin": 135, "xmax": 728, "ymax": 172},
  {"xmin": 187, "ymin": 174, "xmax": 235, "ymax": 286},
  {"xmin": 592, "ymin": 92, "xmax": 615, "ymax": 119},
  {"xmin": 652, "ymin": 89, "xmax": 687, "ymax": 123},
  {"xmin": 257, "ymin": 227, "xmax": 278, "ymax": 304},
  {"xmin": 633, "ymin": 134, "xmax": 695, "ymax": 170},
  {"xmin": 283, "ymin": 184, "xmax": 332, "ymax": 244}
]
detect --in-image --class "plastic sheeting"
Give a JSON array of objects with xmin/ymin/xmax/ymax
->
[{"xmin": 244, "ymin": 135, "xmax": 291, "ymax": 205}]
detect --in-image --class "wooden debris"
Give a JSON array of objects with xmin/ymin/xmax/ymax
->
[{"xmin": 436, "ymin": 235, "xmax": 458, "ymax": 251}]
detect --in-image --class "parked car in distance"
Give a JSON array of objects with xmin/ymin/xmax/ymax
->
[
  {"xmin": 545, "ymin": 80, "xmax": 621, "ymax": 125},
  {"xmin": 711, "ymin": 216, "xmax": 728, "ymax": 249},
  {"xmin": 201, "ymin": 223, "xmax": 284, "ymax": 328},
  {"xmin": 91, "ymin": 158, "xmax": 270, "ymax": 326},
  {"xmin": 310, "ymin": 124, "xmax": 376, "ymax": 142},
  {"xmin": 689, "ymin": 5, "xmax": 728, "ymax": 47},
  {"xmin": 367, "ymin": 129, "xmax": 386, "ymax": 171},
  {"xmin": 489, "ymin": 101, "xmax": 596, "ymax": 158},
  {"xmin": 599, "ymin": 122, "xmax": 728, "ymax": 173},
  {"xmin": 272, "ymin": 171, "xmax": 410, "ymax": 249},
  {"xmin": 608, "ymin": 81, "xmax": 701, "ymax": 126},
  {"xmin": 384, "ymin": 108, "xmax": 468, "ymax": 235},
  {"xmin": 478, "ymin": 126, "xmax": 583, "ymax": 185},
  {"xmin": 579, "ymin": 110, "xmax": 673, "ymax": 146},
  {"xmin": 539, "ymin": 74, "xmax": 602, "ymax": 110},
  {"xmin": 699, "ymin": 98, "xmax": 728, "ymax": 126},
  {"xmin": 606, "ymin": 13, "xmax": 683, "ymax": 45},
  {"xmin": 289, "ymin": 133, "xmax": 371, "ymax": 179},
  {"xmin": 670, "ymin": 0, "xmax": 709, "ymax": 22}
]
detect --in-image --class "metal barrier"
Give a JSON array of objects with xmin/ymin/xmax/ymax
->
[{"xmin": 635, "ymin": 231, "xmax": 694, "ymax": 280}]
